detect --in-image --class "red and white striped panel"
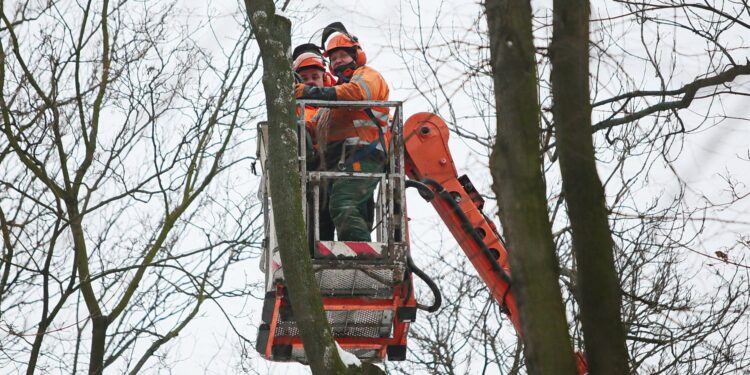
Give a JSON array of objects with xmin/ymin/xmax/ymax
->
[
  {"xmin": 316, "ymin": 241, "xmax": 385, "ymax": 258},
  {"xmin": 271, "ymin": 250, "xmax": 282, "ymax": 273}
]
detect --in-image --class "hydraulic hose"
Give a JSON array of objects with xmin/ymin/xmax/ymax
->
[
  {"xmin": 407, "ymin": 254, "xmax": 442, "ymax": 313},
  {"xmin": 404, "ymin": 179, "xmax": 440, "ymax": 312},
  {"xmin": 419, "ymin": 178, "xmax": 513, "ymax": 287},
  {"xmin": 405, "ymin": 179, "xmax": 435, "ymax": 201}
]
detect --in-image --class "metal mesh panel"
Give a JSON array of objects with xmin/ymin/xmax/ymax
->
[
  {"xmin": 328, "ymin": 310, "xmax": 393, "ymax": 337},
  {"xmin": 274, "ymin": 321, "xmax": 300, "ymax": 337},
  {"xmin": 315, "ymin": 268, "xmax": 394, "ymax": 297},
  {"xmin": 275, "ymin": 310, "xmax": 393, "ymax": 338}
]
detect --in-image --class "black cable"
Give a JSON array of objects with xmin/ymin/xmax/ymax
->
[
  {"xmin": 404, "ymin": 179, "xmax": 440, "ymax": 312},
  {"xmin": 407, "ymin": 254, "xmax": 442, "ymax": 313},
  {"xmin": 419, "ymin": 178, "xmax": 514, "ymax": 288},
  {"xmin": 405, "ymin": 179, "xmax": 434, "ymax": 201}
]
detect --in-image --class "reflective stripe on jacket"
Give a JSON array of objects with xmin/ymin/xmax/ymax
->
[{"xmin": 314, "ymin": 65, "xmax": 390, "ymax": 149}]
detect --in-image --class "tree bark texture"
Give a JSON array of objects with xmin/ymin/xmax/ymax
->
[
  {"xmin": 549, "ymin": 0, "xmax": 630, "ymax": 373},
  {"xmin": 484, "ymin": 0, "xmax": 579, "ymax": 374},
  {"xmin": 89, "ymin": 317, "xmax": 108, "ymax": 374},
  {"xmin": 244, "ymin": 2, "xmax": 383, "ymax": 374}
]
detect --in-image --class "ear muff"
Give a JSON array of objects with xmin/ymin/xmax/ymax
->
[{"xmin": 355, "ymin": 48, "xmax": 367, "ymax": 66}]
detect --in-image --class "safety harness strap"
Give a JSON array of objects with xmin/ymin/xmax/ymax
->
[{"xmin": 339, "ymin": 108, "xmax": 388, "ymax": 170}]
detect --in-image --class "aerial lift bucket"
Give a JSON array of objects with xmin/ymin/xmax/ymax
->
[{"xmin": 255, "ymin": 100, "xmax": 418, "ymax": 363}]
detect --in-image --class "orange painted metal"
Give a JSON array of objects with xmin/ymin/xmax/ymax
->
[
  {"xmin": 386, "ymin": 282, "xmax": 412, "ymax": 358},
  {"xmin": 403, "ymin": 112, "xmax": 521, "ymax": 333},
  {"xmin": 264, "ymin": 284, "xmax": 284, "ymax": 358},
  {"xmin": 319, "ymin": 297, "xmax": 397, "ymax": 310},
  {"xmin": 263, "ymin": 283, "xmax": 415, "ymax": 361},
  {"xmin": 275, "ymin": 336, "xmax": 390, "ymax": 350},
  {"xmin": 260, "ymin": 109, "xmax": 588, "ymax": 370}
]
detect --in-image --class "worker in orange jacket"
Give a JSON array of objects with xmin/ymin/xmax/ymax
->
[
  {"xmin": 295, "ymin": 23, "xmax": 389, "ymax": 242},
  {"xmin": 292, "ymin": 43, "xmax": 335, "ymax": 151},
  {"xmin": 293, "ymin": 43, "xmax": 338, "ymax": 243}
]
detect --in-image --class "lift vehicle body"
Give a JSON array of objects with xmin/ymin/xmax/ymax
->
[{"xmin": 256, "ymin": 100, "xmax": 587, "ymax": 373}]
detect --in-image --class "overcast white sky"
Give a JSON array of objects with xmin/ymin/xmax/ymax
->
[{"xmin": 3, "ymin": 0, "xmax": 749, "ymax": 374}]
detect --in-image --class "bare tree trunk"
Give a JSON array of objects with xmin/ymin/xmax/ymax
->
[
  {"xmin": 89, "ymin": 317, "xmax": 108, "ymax": 374},
  {"xmin": 244, "ymin": 2, "xmax": 384, "ymax": 374},
  {"xmin": 484, "ymin": 1, "xmax": 579, "ymax": 374},
  {"xmin": 549, "ymin": 0, "xmax": 630, "ymax": 373}
]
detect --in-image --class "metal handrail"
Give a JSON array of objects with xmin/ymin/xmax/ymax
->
[{"xmin": 297, "ymin": 99, "xmax": 403, "ymax": 108}]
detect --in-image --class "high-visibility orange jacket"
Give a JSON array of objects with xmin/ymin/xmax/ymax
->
[
  {"xmin": 300, "ymin": 105, "xmax": 318, "ymax": 132},
  {"xmin": 296, "ymin": 105, "xmax": 328, "ymax": 147},
  {"xmin": 313, "ymin": 65, "xmax": 390, "ymax": 149}
]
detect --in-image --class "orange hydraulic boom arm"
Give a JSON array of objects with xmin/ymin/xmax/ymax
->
[
  {"xmin": 403, "ymin": 112, "xmax": 521, "ymax": 332},
  {"xmin": 403, "ymin": 112, "xmax": 588, "ymax": 375}
]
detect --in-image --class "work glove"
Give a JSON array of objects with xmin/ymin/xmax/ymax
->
[
  {"xmin": 295, "ymin": 83, "xmax": 305, "ymax": 98},
  {"xmin": 295, "ymin": 84, "xmax": 337, "ymax": 101}
]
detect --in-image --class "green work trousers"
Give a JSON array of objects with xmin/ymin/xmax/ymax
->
[{"xmin": 328, "ymin": 155, "xmax": 384, "ymax": 242}]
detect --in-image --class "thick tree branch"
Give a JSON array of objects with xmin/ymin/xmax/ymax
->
[{"xmin": 593, "ymin": 62, "xmax": 750, "ymax": 132}]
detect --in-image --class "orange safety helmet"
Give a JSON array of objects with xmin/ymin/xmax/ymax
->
[
  {"xmin": 321, "ymin": 22, "xmax": 367, "ymax": 67},
  {"xmin": 292, "ymin": 43, "xmax": 326, "ymax": 72},
  {"xmin": 293, "ymin": 52, "xmax": 325, "ymax": 72},
  {"xmin": 292, "ymin": 43, "xmax": 336, "ymax": 86}
]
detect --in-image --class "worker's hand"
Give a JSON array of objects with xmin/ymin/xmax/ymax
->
[
  {"xmin": 296, "ymin": 85, "xmax": 337, "ymax": 101},
  {"xmin": 295, "ymin": 83, "xmax": 306, "ymax": 98}
]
